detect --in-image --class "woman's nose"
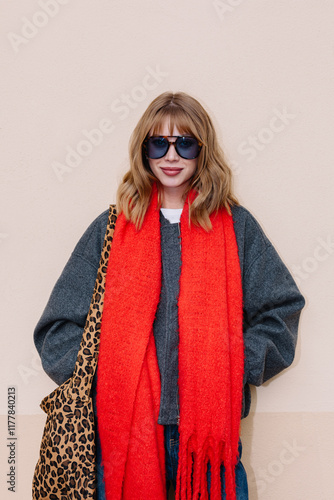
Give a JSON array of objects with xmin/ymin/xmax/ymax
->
[{"xmin": 165, "ymin": 141, "xmax": 179, "ymax": 160}]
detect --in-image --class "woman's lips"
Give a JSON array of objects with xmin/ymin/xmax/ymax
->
[{"xmin": 160, "ymin": 168, "xmax": 182, "ymax": 176}]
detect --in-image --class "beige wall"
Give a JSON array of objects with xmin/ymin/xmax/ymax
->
[{"xmin": 1, "ymin": 1, "xmax": 333, "ymax": 498}]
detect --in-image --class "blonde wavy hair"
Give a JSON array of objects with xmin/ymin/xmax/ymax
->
[{"xmin": 116, "ymin": 91, "xmax": 239, "ymax": 231}]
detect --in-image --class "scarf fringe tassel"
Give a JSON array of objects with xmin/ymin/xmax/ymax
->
[{"xmin": 175, "ymin": 433, "xmax": 238, "ymax": 500}]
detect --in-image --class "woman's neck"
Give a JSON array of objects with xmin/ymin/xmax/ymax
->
[{"xmin": 161, "ymin": 188, "xmax": 185, "ymax": 209}]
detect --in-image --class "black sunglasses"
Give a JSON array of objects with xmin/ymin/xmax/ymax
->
[{"xmin": 144, "ymin": 135, "xmax": 202, "ymax": 160}]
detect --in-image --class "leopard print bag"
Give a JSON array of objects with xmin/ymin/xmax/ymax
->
[{"xmin": 32, "ymin": 206, "xmax": 117, "ymax": 500}]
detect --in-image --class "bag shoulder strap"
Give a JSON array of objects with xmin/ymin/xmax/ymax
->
[{"xmin": 70, "ymin": 205, "xmax": 117, "ymax": 399}]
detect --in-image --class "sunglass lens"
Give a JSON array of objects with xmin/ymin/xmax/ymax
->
[
  {"xmin": 175, "ymin": 137, "xmax": 200, "ymax": 159},
  {"xmin": 146, "ymin": 137, "xmax": 168, "ymax": 159}
]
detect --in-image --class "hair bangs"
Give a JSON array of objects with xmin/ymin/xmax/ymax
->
[{"xmin": 149, "ymin": 105, "xmax": 201, "ymax": 141}]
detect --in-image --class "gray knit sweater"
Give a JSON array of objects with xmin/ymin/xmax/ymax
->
[{"xmin": 34, "ymin": 204, "xmax": 305, "ymax": 421}]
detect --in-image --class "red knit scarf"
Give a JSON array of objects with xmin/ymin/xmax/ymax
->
[{"xmin": 97, "ymin": 185, "xmax": 244, "ymax": 500}]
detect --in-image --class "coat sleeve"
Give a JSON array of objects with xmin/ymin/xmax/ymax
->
[
  {"xmin": 33, "ymin": 210, "xmax": 109, "ymax": 386},
  {"xmin": 235, "ymin": 207, "xmax": 305, "ymax": 387}
]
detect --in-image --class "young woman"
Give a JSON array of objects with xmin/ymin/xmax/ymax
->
[{"xmin": 34, "ymin": 92, "xmax": 305, "ymax": 500}]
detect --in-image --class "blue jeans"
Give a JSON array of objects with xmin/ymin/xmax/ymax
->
[
  {"xmin": 164, "ymin": 425, "xmax": 248, "ymax": 499},
  {"xmin": 96, "ymin": 429, "xmax": 106, "ymax": 500},
  {"xmin": 96, "ymin": 425, "xmax": 248, "ymax": 499}
]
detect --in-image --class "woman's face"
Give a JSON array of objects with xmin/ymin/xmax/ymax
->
[{"xmin": 147, "ymin": 117, "xmax": 198, "ymax": 207}]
